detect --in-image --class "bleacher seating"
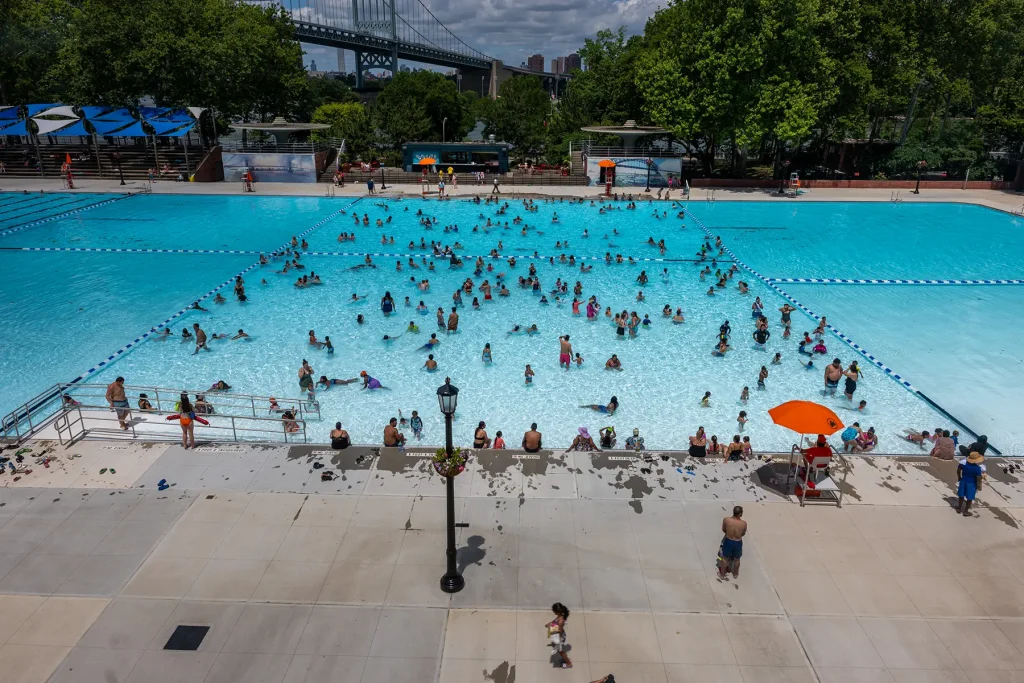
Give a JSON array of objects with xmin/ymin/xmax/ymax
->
[{"xmin": 0, "ymin": 140, "xmax": 203, "ymax": 181}]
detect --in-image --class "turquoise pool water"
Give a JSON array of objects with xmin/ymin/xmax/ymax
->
[{"xmin": 2, "ymin": 192, "xmax": 1021, "ymax": 453}]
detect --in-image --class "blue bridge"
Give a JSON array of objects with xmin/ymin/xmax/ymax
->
[{"xmin": 268, "ymin": 0, "xmax": 570, "ymax": 96}]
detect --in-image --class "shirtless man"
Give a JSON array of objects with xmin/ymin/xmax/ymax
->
[
  {"xmin": 447, "ymin": 307, "xmax": 459, "ymax": 333},
  {"xmin": 824, "ymin": 358, "xmax": 843, "ymax": 397},
  {"xmin": 718, "ymin": 506, "xmax": 747, "ymax": 579},
  {"xmin": 384, "ymin": 417, "xmax": 405, "ymax": 447},
  {"xmin": 192, "ymin": 323, "xmax": 209, "ymax": 354},
  {"xmin": 559, "ymin": 335, "xmax": 573, "ymax": 370},
  {"xmin": 522, "ymin": 423, "xmax": 543, "ymax": 453},
  {"xmin": 105, "ymin": 376, "xmax": 131, "ymax": 430}
]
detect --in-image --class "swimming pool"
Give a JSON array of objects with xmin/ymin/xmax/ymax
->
[{"xmin": 2, "ymin": 192, "xmax": 1021, "ymax": 453}]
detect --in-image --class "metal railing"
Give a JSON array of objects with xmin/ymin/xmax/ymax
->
[
  {"xmin": 2, "ymin": 382, "xmax": 320, "ymax": 444},
  {"xmin": 218, "ymin": 138, "xmax": 343, "ymax": 154}
]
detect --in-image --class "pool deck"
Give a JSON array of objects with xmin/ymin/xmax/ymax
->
[
  {"xmin": 2, "ymin": 175, "xmax": 1023, "ymax": 214},
  {"xmin": 1, "ymin": 435, "xmax": 1024, "ymax": 683}
]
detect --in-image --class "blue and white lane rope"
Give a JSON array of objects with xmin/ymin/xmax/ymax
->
[
  {"xmin": 0, "ymin": 194, "xmax": 133, "ymax": 238},
  {"xmin": 769, "ymin": 277, "xmax": 1024, "ymax": 286},
  {"xmin": 685, "ymin": 208, "xmax": 994, "ymax": 448},
  {"xmin": 67, "ymin": 198, "xmax": 363, "ymax": 384},
  {"xmin": 11, "ymin": 246, "xmax": 264, "ymax": 255}
]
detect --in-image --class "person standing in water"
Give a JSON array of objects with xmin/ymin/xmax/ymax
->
[{"xmin": 559, "ymin": 335, "xmax": 573, "ymax": 370}]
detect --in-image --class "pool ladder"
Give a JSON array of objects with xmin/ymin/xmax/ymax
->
[
  {"xmin": 705, "ymin": 189, "xmax": 717, "ymax": 202},
  {"xmin": 324, "ymin": 185, "xmax": 336, "ymax": 197},
  {"xmin": 1013, "ymin": 203, "xmax": 1024, "ymax": 216},
  {"xmin": 890, "ymin": 191, "xmax": 903, "ymax": 203}
]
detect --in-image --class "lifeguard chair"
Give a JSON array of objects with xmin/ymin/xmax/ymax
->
[
  {"xmin": 785, "ymin": 172, "xmax": 801, "ymax": 197},
  {"xmin": 785, "ymin": 439, "xmax": 847, "ymax": 507}
]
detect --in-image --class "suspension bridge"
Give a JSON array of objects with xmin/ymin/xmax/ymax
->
[{"xmin": 268, "ymin": 0, "xmax": 570, "ymax": 96}]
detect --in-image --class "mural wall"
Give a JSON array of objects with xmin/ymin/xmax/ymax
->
[
  {"xmin": 222, "ymin": 152, "xmax": 318, "ymax": 183},
  {"xmin": 584, "ymin": 156, "xmax": 683, "ymax": 187}
]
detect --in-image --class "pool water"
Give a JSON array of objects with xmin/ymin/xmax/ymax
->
[
  {"xmin": 2, "ymin": 192, "xmax": 1021, "ymax": 453},
  {"xmin": 0, "ymin": 192, "xmax": 115, "ymax": 232}
]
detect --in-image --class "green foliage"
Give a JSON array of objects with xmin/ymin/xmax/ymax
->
[
  {"xmin": 294, "ymin": 76, "xmax": 359, "ymax": 121},
  {"xmin": 480, "ymin": 77, "xmax": 551, "ymax": 160},
  {"xmin": 311, "ymin": 102, "xmax": 371, "ymax": 160},
  {"xmin": 3, "ymin": 0, "xmax": 307, "ymax": 124},
  {"xmin": 0, "ymin": 0, "xmax": 73, "ymax": 104},
  {"xmin": 372, "ymin": 71, "xmax": 473, "ymax": 150}
]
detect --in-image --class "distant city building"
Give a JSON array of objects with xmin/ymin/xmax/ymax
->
[
  {"xmin": 309, "ymin": 59, "xmax": 317, "ymax": 72},
  {"xmin": 565, "ymin": 53, "xmax": 581, "ymax": 71},
  {"xmin": 527, "ymin": 54, "xmax": 544, "ymax": 71},
  {"xmin": 337, "ymin": 49, "xmax": 346, "ymax": 73},
  {"xmin": 551, "ymin": 58, "xmax": 559, "ymax": 74},
  {"xmin": 557, "ymin": 56, "xmax": 566, "ymax": 73}
]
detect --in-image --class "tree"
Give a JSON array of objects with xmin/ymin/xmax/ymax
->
[
  {"xmin": 480, "ymin": 77, "xmax": 551, "ymax": 160},
  {"xmin": 312, "ymin": 102, "xmax": 371, "ymax": 160},
  {"xmin": 40, "ymin": 0, "xmax": 306, "ymax": 123},
  {"xmin": 0, "ymin": 0, "xmax": 73, "ymax": 104},
  {"xmin": 294, "ymin": 75, "xmax": 359, "ymax": 122},
  {"xmin": 373, "ymin": 71, "xmax": 472, "ymax": 150}
]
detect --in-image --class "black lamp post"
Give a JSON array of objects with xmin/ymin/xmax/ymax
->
[
  {"xmin": 112, "ymin": 152, "xmax": 126, "ymax": 186},
  {"xmin": 644, "ymin": 157, "xmax": 652, "ymax": 193},
  {"xmin": 379, "ymin": 166, "xmax": 388, "ymax": 191},
  {"xmin": 912, "ymin": 159, "xmax": 927, "ymax": 194},
  {"xmin": 436, "ymin": 377, "xmax": 464, "ymax": 593}
]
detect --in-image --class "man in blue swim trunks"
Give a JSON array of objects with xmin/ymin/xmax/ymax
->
[{"xmin": 717, "ymin": 506, "xmax": 747, "ymax": 579}]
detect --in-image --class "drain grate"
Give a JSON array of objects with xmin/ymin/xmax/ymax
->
[{"xmin": 163, "ymin": 625, "xmax": 210, "ymax": 651}]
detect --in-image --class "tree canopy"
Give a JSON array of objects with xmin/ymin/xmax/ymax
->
[
  {"xmin": 372, "ymin": 71, "xmax": 476, "ymax": 150},
  {"xmin": 480, "ymin": 77, "xmax": 551, "ymax": 160}
]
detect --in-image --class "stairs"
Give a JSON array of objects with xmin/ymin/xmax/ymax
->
[{"xmin": 570, "ymin": 150, "xmax": 585, "ymax": 176}]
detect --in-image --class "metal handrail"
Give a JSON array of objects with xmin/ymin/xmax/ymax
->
[
  {"xmin": 1, "ymin": 381, "xmax": 319, "ymax": 443},
  {"xmin": 50, "ymin": 402, "xmax": 308, "ymax": 446},
  {"xmin": 218, "ymin": 138, "xmax": 343, "ymax": 154}
]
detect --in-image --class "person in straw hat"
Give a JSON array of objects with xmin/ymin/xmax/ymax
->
[{"xmin": 955, "ymin": 451, "xmax": 986, "ymax": 516}]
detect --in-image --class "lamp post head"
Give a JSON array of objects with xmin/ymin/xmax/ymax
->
[{"xmin": 437, "ymin": 377, "xmax": 459, "ymax": 416}]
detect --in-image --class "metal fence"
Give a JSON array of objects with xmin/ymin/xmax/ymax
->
[{"xmin": 1, "ymin": 382, "xmax": 319, "ymax": 445}]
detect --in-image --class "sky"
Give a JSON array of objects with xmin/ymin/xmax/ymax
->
[{"xmin": 299, "ymin": 0, "xmax": 660, "ymax": 72}]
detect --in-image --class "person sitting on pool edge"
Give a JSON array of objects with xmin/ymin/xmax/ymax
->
[
  {"xmin": 330, "ymin": 422, "xmax": 350, "ymax": 450},
  {"xmin": 384, "ymin": 417, "xmax": 405, "ymax": 447},
  {"xmin": 568, "ymin": 426, "xmax": 601, "ymax": 452},
  {"xmin": 522, "ymin": 423, "xmax": 542, "ymax": 452}
]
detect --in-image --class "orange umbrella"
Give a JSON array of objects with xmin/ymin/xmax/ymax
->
[
  {"xmin": 768, "ymin": 401, "xmax": 844, "ymax": 436},
  {"xmin": 597, "ymin": 159, "xmax": 616, "ymax": 168},
  {"xmin": 65, "ymin": 152, "xmax": 72, "ymax": 166},
  {"xmin": 418, "ymin": 157, "xmax": 437, "ymax": 165}
]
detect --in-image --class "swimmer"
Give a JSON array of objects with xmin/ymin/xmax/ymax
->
[
  {"xmin": 308, "ymin": 330, "xmax": 325, "ymax": 348},
  {"xmin": 771, "ymin": 352, "xmax": 782, "ymax": 365},
  {"xmin": 737, "ymin": 411, "xmax": 748, "ymax": 431},
  {"xmin": 482, "ymin": 343, "xmax": 493, "ymax": 363},
  {"xmin": 712, "ymin": 339, "xmax": 730, "ymax": 356},
  {"xmin": 231, "ymin": 329, "xmax": 249, "ymax": 340},
  {"xmin": 423, "ymin": 354, "xmax": 438, "ymax": 371},
  {"xmin": 801, "ymin": 358, "xmax": 815, "ymax": 370},
  {"xmin": 581, "ymin": 396, "xmax": 618, "ymax": 415},
  {"xmin": 209, "ymin": 380, "xmax": 231, "ymax": 391},
  {"xmin": 740, "ymin": 387, "xmax": 749, "ymax": 403},
  {"xmin": 190, "ymin": 301, "xmax": 208, "ymax": 312},
  {"xmin": 758, "ymin": 366, "xmax": 768, "ymax": 388},
  {"xmin": 700, "ymin": 391, "xmax": 712, "ymax": 407},
  {"xmin": 672, "ymin": 308, "xmax": 685, "ymax": 324},
  {"xmin": 407, "ymin": 321, "xmax": 420, "ymax": 333},
  {"xmin": 350, "ymin": 293, "xmax": 367, "ymax": 302},
  {"xmin": 214, "ymin": 293, "xmax": 226, "ymax": 304},
  {"xmin": 382, "ymin": 333, "xmax": 403, "ymax": 342},
  {"xmin": 524, "ymin": 364, "xmax": 534, "ymax": 384},
  {"xmin": 324, "ymin": 337, "xmax": 334, "ymax": 354},
  {"xmin": 605, "ymin": 354, "xmax": 622, "ymax": 371},
  {"xmin": 316, "ymin": 376, "xmax": 360, "ymax": 388},
  {"xmin": 359, "ymin": 371, "xmax": 386, "ymax": 390},
  {"xmin": 574, "ymin": 353, "xmax": 584, "ymax": 367}
]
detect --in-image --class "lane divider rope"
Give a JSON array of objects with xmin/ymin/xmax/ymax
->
[
  {"xmin": 0, "ymin": 194, "xmax": 134, "ymax": 238},
  {"xmin": 67, "ymin": 198, "xmax": 363, "ymax": 384},
  {"xmin": 685, "ymin": 208, "xmax": 992, "ymax": 448},
  {"xmin": 769, "ymin": 277, "xmax": 1024, "ymax": 286}
]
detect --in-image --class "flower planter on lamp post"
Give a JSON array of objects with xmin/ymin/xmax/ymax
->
[{"xmin": 436, "ymin": 377, "xmax": 465, "ymax": 593}]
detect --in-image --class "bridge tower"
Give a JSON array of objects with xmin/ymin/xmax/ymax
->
[{"xmin": 352, "ymin": 0, "xmax": 401, "ymax": 88}]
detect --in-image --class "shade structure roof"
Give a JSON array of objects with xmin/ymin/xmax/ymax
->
[{"xmin": 580, "ymin": 120, "xmax": 669, "ymax": 149}]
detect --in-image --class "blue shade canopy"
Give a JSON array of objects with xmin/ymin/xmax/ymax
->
[
  {"xmin": 91, "ymin": 119, "xmax": 135, "ymax": 135},
  {"xmin": 108, "ymin": 120, "xmax": 148, "ymax": 137},
  {"xmin": 24, "ymin": 103, "xmax": 62, "ymax": 117},
  {"xmin": 45, "ymin": 120, "xmax": 91, "ymax": 137},
  {"xmin": 149, "ymin": 119, "xmax": 190, "ymax": 135},
  {"xmin": 161, "ymin": 122, "xmax": 197, "ymax": 137},
  {"xmin": 138, "ymin": 106, "xmax": 172, "ymax": 119},
  {"xmin": 0, "ymin": 106, "xmax": 19, "ymax": 120},
  {"xmin": 91, "ymin": 107, "xmax": 134, "ymax": 122},
  {"xmin": 81, "ymin": 106, "xmax": 114, "ymax": 119},
  {"xmin": 0, "ymin": 120, "xmax": 30, "ymax": 136}
]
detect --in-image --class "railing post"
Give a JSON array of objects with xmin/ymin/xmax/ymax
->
[{"xmin": 231, "ymin": 417, "xmax": 237, "ymax": 442}]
